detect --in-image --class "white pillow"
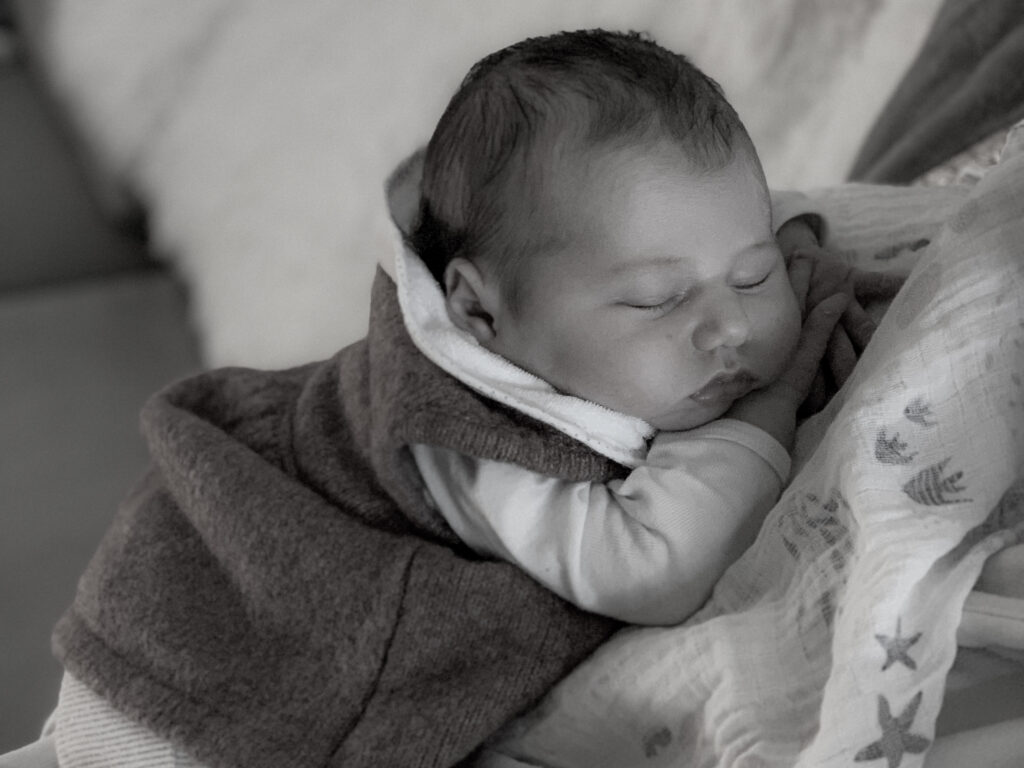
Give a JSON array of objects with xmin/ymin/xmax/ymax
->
[{"xmin": 34, "ymin": 0, "xmax": 945, "ymax": 367}]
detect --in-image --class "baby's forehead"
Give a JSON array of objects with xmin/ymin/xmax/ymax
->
[
  {"xmin": 501, "ymin": 140, "xmax": 774, "ymax": 278},
  {"xmin": 530, "ymin": 138, "xmax": 768, "ymax": 220}
]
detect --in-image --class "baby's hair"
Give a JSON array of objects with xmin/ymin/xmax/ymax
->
[{"xmin": 409, "ymin": 28, "xmax": 757, "ymax": 301}]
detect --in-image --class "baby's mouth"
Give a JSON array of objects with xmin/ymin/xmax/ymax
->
[{"xmin": 689, "ymin": 371, "xmax": 758, "ymax": 405}]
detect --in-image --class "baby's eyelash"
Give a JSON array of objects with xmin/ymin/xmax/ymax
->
[
  {"xmin": 624, "ymin": 296, "xmax": 679, "ymax": 312},
  {"xmin": 736, "ymin": 275, "xmax": 769, "ymax": 289},
  {"xmin": 736, "ymin": 268, "xmax": 774, "ymax": 289}
]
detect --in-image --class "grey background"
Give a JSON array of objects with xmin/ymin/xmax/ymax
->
[{"xmin": 0, "ymin": 35, "xmax": 202, "ymax": 751}]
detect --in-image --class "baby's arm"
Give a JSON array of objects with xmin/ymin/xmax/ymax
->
[
  {"xmin": 413, "ymin": 283, "xmax": 847, "ymax": 626},
  {"xmin": 414, "ymin": 424, "xmax": 787, "ymax": 626}
]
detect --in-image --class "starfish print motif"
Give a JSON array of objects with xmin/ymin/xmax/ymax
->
[
  {"xmin": 875, "ymin": 618, "xmax": 922, "ymax": 671},
  {"xmin": 854, "ymin": 692, "xmax": 931, "ymax": 768}
]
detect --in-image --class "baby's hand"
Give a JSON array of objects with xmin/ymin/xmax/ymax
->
[
  {"xmin": 725, "ymin": 292, "xmax": 848, "ymax": 450},
  {"xmin": 777, "ymin": 217, "xmax": 905, "ymax": 410},
  {"xmin": 789, "ymin": 244, "xmax": 900, "ymax": 349}
]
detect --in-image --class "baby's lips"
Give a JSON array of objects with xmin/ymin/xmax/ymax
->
[{"xmin": 689, "ymin": 372, "xmax": 757, "ymax": 404}]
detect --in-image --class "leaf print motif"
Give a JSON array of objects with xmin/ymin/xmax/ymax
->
[
  {"xmin": 873, "ymin": 238, "xmax": 930, "ymax": 262},
  {"xmin": 642, "ymin": 726, "xmax": 672, "ymax": 758},
  {"xmin": 902, "ymin": 458, "xmax": 972, "ymax": 505},
  {"xmin": 903, "ymin": 397, "xmax": 936, "ymax": 427},
  {"xmin": 874, "ymin": 429, "xmax": 917, "ymax": 464},
  {"xmin": 782, "ymin": 535, "xmax": 800, "ymax": 560}
]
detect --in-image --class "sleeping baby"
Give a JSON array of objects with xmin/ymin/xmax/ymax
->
[
  {"xmin": 402, "ymin": 27, "xmax": 857, "ymax": 625},
  {"xmin": 49, "ymin": 28, "xmax": 893, "ymax": 768}
]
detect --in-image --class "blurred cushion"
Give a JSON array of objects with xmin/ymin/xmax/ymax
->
[
  {"xmin": 0, "ymin": 271, "xmax": 201, "ymax": 753},
  {"xmin": 8, "ymin": 0, "xmax": 946, "ymax": 368}
]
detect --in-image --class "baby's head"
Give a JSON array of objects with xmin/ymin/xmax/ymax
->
[{"xmin": 410, "ymin": 29, "xmax": 800, "ymax": 431}]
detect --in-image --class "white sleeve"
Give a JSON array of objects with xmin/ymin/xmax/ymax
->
[
  {"xmin": 412, "ymin": 419, "xmax": 790, "ymax": 625},
  {"xmin": 53, "ymin": 672, "xmax": 205, "ymax": 768}
]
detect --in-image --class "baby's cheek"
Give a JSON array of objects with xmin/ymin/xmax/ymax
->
[
  {"xmin": 547, "ymin": 339, "xmax": 626, "ymax": 404},
  {"xmin": 582, "ymin": 350, "xmax": 661, "ymax": 417},
  {"xmin": 761, "ymin": 293, "xmax": 802, "ymax": 369}
]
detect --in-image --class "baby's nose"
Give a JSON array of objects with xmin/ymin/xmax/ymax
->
[{"xmin": 692, "ymin": 294, "xmax": 750, "ymax": 352}]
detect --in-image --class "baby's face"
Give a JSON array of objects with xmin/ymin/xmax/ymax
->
[{"xmin": 483, "ymin": 142, "xmax": 802, "ymax": 431}]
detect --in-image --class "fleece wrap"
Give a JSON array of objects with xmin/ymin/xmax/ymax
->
[{"xmin": 52, "ymin": 268, "xmax": 622, "ymax": 768}]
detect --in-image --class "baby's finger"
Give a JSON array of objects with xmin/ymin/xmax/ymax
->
[
  {"xmin": 777, "ymin": 220, "xmax": 821, "ymax": 260},
  {"xmin": 854, "ymin": 270, "xmax": 907, "ymax": 302},
  {"xmin": 782, "ymin": 293, "xmax": 849, "ymax": 398},
  {"xmin": 842, "ymin": 298, "xmax": 877, "ymax": 351},
  {"xmin": 827, "ymin": 326, "xmax": 858, "ymax": 389},
  {"xmin": 788, "ymin": 254, "xmax": 813, "ymax": 318},
  {"xmin": 806, "ymin": 258, "xmax": 853, "ymax": 306}
]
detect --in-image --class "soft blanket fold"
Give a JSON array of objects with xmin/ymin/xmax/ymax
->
[{"xmin": 52, "ymin": 271, "xmax": 621, "ymax": 768}]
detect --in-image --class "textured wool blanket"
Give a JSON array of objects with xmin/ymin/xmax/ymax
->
[{"xmin": 479, "ymin": 126, "xmax": 1024, "ymax": 768}]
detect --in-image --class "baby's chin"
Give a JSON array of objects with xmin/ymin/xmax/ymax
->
[{"xmin": 646, "ymin": 399, "xmax": 734, "ymax": 433}]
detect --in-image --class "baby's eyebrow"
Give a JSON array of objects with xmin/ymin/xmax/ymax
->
[
  {"xmin": 608, "ymin": 255, "xmax": 687, "ymax": 275},
  {"xmin": 608, "ymin": 240, "xmax": 778, "ymax": 276}
]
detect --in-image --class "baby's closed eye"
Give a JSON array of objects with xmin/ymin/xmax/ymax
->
[
  {"xmin": 733, "ymin": 272, "xmax": 772, "ymax": 290},
  {"xmin": 619, "ymin": 294, "xmax": 686, "ymax": 313}
]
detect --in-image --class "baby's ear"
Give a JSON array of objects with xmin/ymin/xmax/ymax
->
[{"xmin": 444, "ymin": 257, "xmax": 498, "ymax": 343}]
